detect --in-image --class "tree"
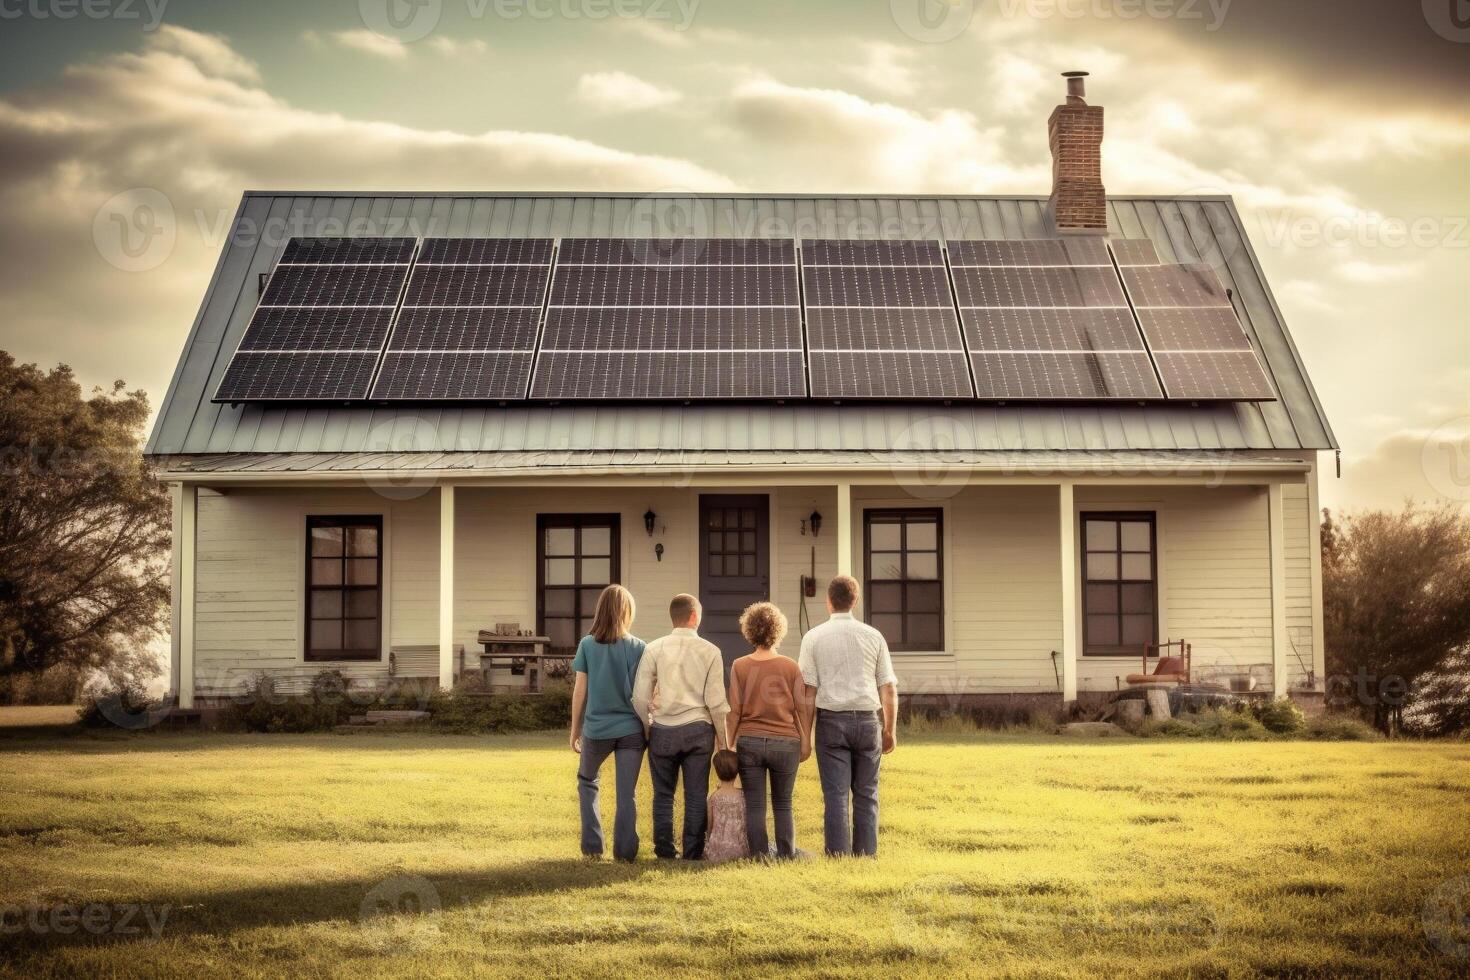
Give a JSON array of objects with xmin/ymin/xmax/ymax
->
[
  {"xmin": 1322, "ymin": 503, "xmax": 1470, "ymax": 735},
  {"xmin": 1410, "ymin": 647, "xmax": 1470, "ymax": 737},
  {"xmin": 0, "ymin": 353, "xmax": 169, "ymax": 702}
]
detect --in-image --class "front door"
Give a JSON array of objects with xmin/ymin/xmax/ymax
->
[{"xmin": 698, "ymin": 494, "xmax": 770, "ymax": 678}]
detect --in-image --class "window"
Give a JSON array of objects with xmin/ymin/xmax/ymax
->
[
  {"xmin": 306, "ymin": 516, "xmax": 382, "ymax": 661},
  {"xmin": 863, "ymin": 509, "xmax": 943, "ymax": 652},
  {"xmin": 1082, "ymin": 513, "xmax": 1157, "ymax": 655},
  {"xmin": 538, "ymin": 514, "xmax": 621, "ymax": 654}
]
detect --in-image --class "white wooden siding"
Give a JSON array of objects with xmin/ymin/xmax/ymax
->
[{"xmin": 187, "ymin": 478, "xmax": 1319, "ymax": 697}]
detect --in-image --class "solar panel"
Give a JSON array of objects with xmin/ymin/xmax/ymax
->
[
  {"xmin": 215, "ymin": 352, "xmax": 381, "ymax": 401},
  {"xmin": 533, "ymin": 351, "xmax": 806, "ymax": 400},
  {"xmin": 802, "ymin": 239, "xmax": 973, "ymax": 400},
  {"xmin": 532, "ymin": 239, "xmax": 804, "ymax": 400},
  {"xmin": 212, "ymin": 238, "xmax": 415, "ymax": 402},
  {"xmin": 556, "ymin": 237, "xmax": 794, "ymax": 266},
  {"xmin": 372, "ymin": 352, "xmax": 533, "ymax": 401},
  {"xmin": 1120, "ymin": 261, "xmax": 1275, "ymax": 401},
  {"xmin": 370, "ymin": 238, "xmax": 553, "ymax": 401},
  {"xmin": 950, "ymin": 239, "xmax": 1163, "ymax": 401},
  {"xmin": 1107, "ymin": 238, "xmax": 1162, "ymax": 266}
]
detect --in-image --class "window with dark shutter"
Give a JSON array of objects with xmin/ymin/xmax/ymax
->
[
  {"xmin": 306, "ymin": 516, "xmax": 382, "ymax": 662},
  {"xmin": 863, "ymin": 509, "xmax": 943, "ymax": 652},
  {"xmin": 1082, "ymin": 513, "xmax": 1158, "ymax": 656},
  {"xmin": 537, "ymin": 514, "xmax": 621, "ymax": 654}
]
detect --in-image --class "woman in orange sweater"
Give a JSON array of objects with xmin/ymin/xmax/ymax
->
[{"xmin": 725, "ymin": 602, "xmax": 812, "ymax": 859}]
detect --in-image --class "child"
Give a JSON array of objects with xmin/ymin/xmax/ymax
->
[{"xmin": 702, "ymin": 749, "xmax": 750, "ymax": 863}]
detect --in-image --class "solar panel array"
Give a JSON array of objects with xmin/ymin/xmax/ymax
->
[
  {"xmin": 531, "ymin": 238, "xmax": 803, "ymax": 400},
  {"xmin": 212, "ymin": 236, "xmax": 1278, "ymax": 405},
  {"xmin": 950, "ymin": 238, "xmax": 1163, "ymax": 401},
  {"xmin": 214, "ymin": 238, "xmax": 414, "ymax": 401},
  {"xmin": 802, "ymin": 240, "xmax": 973, "ymax": 399},
  {"xmin": 370, "ymin": 238, "xmax": 552, "ymax": 401},
  {"xmin": 1117, "ymin": 252, "xmax": 1276, "ymax": 401}
]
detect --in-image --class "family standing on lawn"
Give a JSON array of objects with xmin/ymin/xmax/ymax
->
[{"xmin": 569, "ymin": 575, "xmax": 899, "ymax": 863}]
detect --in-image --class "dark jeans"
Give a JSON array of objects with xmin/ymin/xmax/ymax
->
[
  {"xmin": 815, "ymin": 710, "xmax": 882, "ymax": 856},
  {"xmin": 577, "ymin": 729, "xmax": 646, "ymax": 861},
  {"xmin": 648, "ymin": 721, "xmax": 716, "ymax": 859},
  {"xmin": 737, "ymin": 734, "xmax": 800, "ymax": 858}
]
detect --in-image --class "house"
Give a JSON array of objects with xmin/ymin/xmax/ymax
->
[{"xmin": 145, "ymin": 75, "xmax": 1335, "ymax": 713}]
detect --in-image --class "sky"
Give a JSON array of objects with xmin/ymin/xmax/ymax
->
[{"xmin": 0, "ymin": 0, "xmax": 1468, "ymax": 513}]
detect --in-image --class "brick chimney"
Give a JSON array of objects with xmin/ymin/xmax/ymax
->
[{"xmin": 1047, "ymin": 71, "xmax": 1107, "ymax": 235}]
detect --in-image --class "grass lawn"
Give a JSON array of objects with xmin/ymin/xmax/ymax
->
[{"xmin": 1, "ymin": 727, "xmax": 1468, "ymax": 978}]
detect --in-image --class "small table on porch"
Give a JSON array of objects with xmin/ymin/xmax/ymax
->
[{"xmin": 476, "ymin": 632, "xmax": 571, "ymax": 693}]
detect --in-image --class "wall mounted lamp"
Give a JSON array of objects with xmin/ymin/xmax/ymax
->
[{"xmin": 644, "ymin": 509, "xmax": 657, "ymax": 536}]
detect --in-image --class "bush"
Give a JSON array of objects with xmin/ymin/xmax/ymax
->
[
  {"xmin": 428, "ymin": 681, "xmax": 572, "ymax": 734},
  {"xmin": 1138, "ymin": 708, "xmax": 1273, "ymax": 741},
  {"xmin": 229, "ymin": 674, "xmax": 346, "ymax": 733},
  {"xmin": 1251, "ymin": 698, "xmax": 1307, "ymax": 735},
  {"xmin": 1304, "ymin": 714, "xmax": 1381, "ymax": 741},
  {"xmin": 77, "ymin": 679, "xmax": 168, "ymax": 730}
]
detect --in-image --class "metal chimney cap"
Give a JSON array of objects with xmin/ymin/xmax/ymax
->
[{"xmin": 1061, "ymin": 70, "xmax": 1090, "ymax": 77}]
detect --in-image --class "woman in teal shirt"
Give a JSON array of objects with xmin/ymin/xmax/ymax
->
[{"xmin": 570, "ymin": 584, "xmax": 646, "ymax": 861}]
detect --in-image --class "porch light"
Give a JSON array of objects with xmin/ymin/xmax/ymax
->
[
  {"xmin": 809, "ymin": 510, "xmax": 823, "ymax": 537},
  {"xmin": 644, "ymin": 509, "xmax": 657, "ymax": 536}
]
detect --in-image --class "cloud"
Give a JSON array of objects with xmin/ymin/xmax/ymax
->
[
  {"xmin": 1335, "ymin": 258, "xmax": 1423, "ymax": 284},
  {"xmin": 150, "ymin": 24, "xmax": 261, "ymax": 83},
  {"xmin": 427, "ymin": 36, "xmax": 489, "ymax": 58},
  {"xmin": 727, "ymin": 77, "xmax": 1043, "ymax": 192},
  {"xmin": 576, "ymin": 71, "xmax": 682, "ymax": 112},
  {"xmin": 0, "ymin": 27, "xmax": 734, "ymax": 409},
  {"xmin": 843, "ymin": 42, "xmax": 923, "ymax": 98},
  {"xmin": 306, "ymin": 28, "xmax": 410, "ymax": 61},
  {"xmin": 608, "ymin": 17, "xmax": 745, "ymax": 47}
]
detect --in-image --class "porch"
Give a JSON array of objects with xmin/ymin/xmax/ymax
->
[{"xmin": 165, "ymin": 450, "xmax": 1325, "ymax": 709}]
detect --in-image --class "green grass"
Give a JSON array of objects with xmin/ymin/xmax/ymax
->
[{"xmin": 1, "ymin": 728, "xmax": 1468, "ymax": 978}]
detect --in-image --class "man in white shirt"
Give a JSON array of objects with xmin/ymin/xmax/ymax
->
[
  {"xmin": 631, "ymin": 594, "xmax": 730, "ymax": 860},
  {"xmin": 797, "ymin": 575, "xmax": 898, "ymax": 857}
]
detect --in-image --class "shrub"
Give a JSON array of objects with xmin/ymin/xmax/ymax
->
[
  {"xmin": 1304, "ymin": 714, "xmax": 1381, "ymax": 741},
  {"xmin": 77, "ymin": 680, "xmax": 165, "ymax": 729},
  {"xmin": 1251, "ymin": 698, "xmax": 1307, "ymax": 735},
  {"xmin": 230, "ymin": 673, "xmax": 347, "ymax": 733},
  {"xmin": 428, "ymin": 681, "xmax": 573, "ymax": 734},
  {"xmin": 1138, "ymin": 708, "xmax": 1273, "ymax": 741}
]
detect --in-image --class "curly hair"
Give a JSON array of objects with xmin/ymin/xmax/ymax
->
[{"xmin": 739, "ymin": 601, "xmax": 788, "ymax": 650}]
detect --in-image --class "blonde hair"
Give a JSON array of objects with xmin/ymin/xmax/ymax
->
[
  {"xmin": 590, "ymin": 584, "xmax": 636, "ymax": 644},
  {"xmin": 739, "ymin": 602, "xmax": 788, "ymax": 651}
]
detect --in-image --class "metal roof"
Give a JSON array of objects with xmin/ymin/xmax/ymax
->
[
  {"xmin": 145, "ymin": 193, "xmax": 1336, "ymax": 463},
  {"xmin": 156, "ymin": 448, "xmax": 1312, "ymax": 480}
]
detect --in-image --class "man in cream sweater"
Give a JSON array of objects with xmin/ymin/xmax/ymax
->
[{"xmin": 631, "ymin": 594, "xmax": 731, "ymax": 860}]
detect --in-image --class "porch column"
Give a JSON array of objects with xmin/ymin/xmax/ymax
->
[
  {"xmin": 439, "ymin": 484, "xmax": 456, "ymax": 691},
  {"xmin": 835, "ymin": 481, "xmax": 853, "ymax": 576},
  {"xmin": 1058, "ymin": 481, "xmax": 1078, "ymax": 702},
  {"xmin": 1267, "ymin": 482, "xmax": 1289, "ymax": 698},
  {"xmin": 176, "ymin": 483, "xmax": 197, "ymax": 710}
]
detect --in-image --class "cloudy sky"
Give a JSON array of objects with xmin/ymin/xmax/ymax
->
[{"xmin": 1, "ymin": 0, "xmax": 1467, "ymax": 511}]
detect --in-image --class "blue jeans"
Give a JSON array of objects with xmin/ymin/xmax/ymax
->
[
  {"xmin": 737, "ymin": 734, "xmax": 800, "ymax": 858},
  {"xmin": 815, "ymin": 710, "xmax": 882, "ymax": 856},
  {"xmin": 648, "ymin": 721, "xmax": 717, "ymax": 859},
  {"xmin": 578, "ymin": 729, "xmax": 645, "ymax": 861}
]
